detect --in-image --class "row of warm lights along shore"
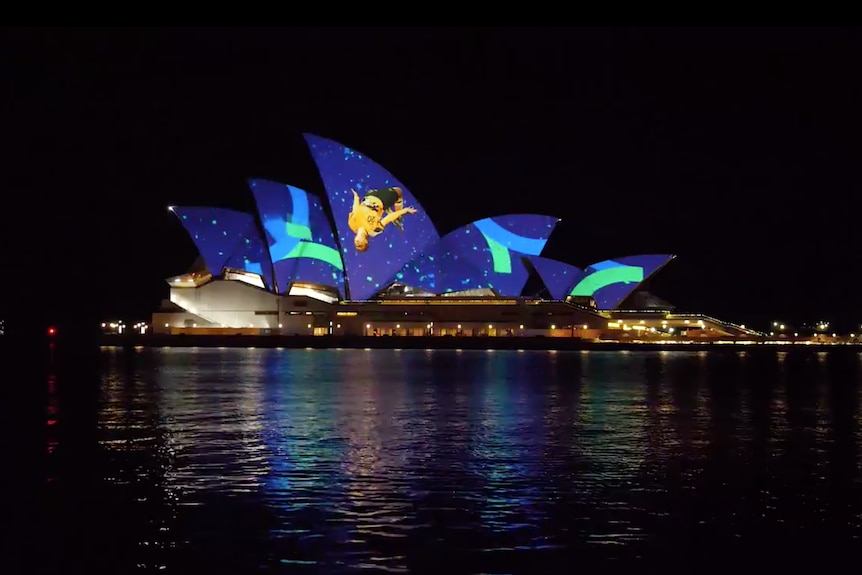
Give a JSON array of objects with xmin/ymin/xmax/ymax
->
[
  {"xmin": 100, "ymin": 321, "xmax": 150, "ymax": 335},
  {"xmin": 92, "ymin": 318, "xmax": 862, "ymax": 346}
]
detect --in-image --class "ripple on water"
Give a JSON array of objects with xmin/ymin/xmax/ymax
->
[{"xmin": 69, "ymin": 347, "xmax": 862, "ymax": 572}]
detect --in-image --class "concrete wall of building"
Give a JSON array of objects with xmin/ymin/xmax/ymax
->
[
  {"xmin": 152, "ymin": 311, "xmax": 216, "ymax": 334},
  {"xmin": 158, "ymin": 280, "xmax": 342, "ymax": 334},
  {"xmin": 154, "ymin": 281, "xmax": 694, "ymax": 341},
  {"xmin": 335, "ymin": 300, "xmax": 605, "ymax": 329},
  {"xmin": 327, "ymin": 320, "xmax": 603, "ymax": 338},
  {"xmin": 280, "ymin": 294, "xmax": 335, "ymax": 335},
  {"xmin": 336, "ymin": 319, "xmax": 526, "ymax": 337},
  {"xmin": 167, "ymin": 327, "xmax": 268, "ymax": 336},
  {"xmin": 169, "ymin": 280, "xmax": 282, "ymax": 329}
]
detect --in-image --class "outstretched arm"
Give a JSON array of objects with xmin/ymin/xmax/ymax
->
[
  {"xmin": 381, "ymin": 207, "xmax": 417, "ymax": 227},
  {"xmin": 351, "ymin": 189, "xmax": 360, "ymax": 212}
]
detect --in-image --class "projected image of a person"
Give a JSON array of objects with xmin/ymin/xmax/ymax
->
[{"xmin": 348, "ymin": 186, "xmax": 417, "ymax": 252}]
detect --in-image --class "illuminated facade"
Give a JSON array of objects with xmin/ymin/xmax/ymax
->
[
  {"xmin": 385, "ymin": 215, "xmax": 559, "ymax": 297},
  {"xmin": 525, "ymin": 256, "xmax": 583, "ymax": 301},
  {"xmin": 568, "ymin": 255, "xmax": 675, "ymax": 310},
  {"xmin": 170, "ymin": 206, "xmax": 274, "ymax": 291},
  {"xmin": 158, "ymin": 134, "xmax": 686, "ymax": 335},
  {"xmin": 248, "ymin": 179, "xmax": 346, "ymax": 298}
]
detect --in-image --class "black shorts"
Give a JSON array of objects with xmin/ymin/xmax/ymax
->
[{"xmin": 364, "ymin": 187, "xmax": 400, "ymax": 210}]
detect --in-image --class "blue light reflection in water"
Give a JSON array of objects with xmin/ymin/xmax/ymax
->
[{"xmin": 69, "ymin": 347, "xmax": 862, "ymax": 573}]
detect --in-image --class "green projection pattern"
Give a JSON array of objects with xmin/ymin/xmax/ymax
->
[{"xmin": 570, "ymin": 265, "xmax": 644, "ymax": 297}]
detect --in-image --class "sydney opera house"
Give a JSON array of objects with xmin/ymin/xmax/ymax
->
[{"xmin": 152, "ymin": 134, "xmax": 755, "ymax": 341}]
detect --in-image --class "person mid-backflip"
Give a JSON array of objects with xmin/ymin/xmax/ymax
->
[{"xmin": 347, "ymin": 186, "xmax": 417, "ymax": 252}]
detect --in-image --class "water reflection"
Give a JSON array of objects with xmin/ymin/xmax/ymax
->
[
  {"xmin": 468, "ymin": 352, "xmax": 550, "ymax": 554},
  {"xmin": 335, "ymin": 352, "xmax": 415, "ymax": 572},
  {"xmin": 98, "ymin": 349, "xmax": 178, "ymax": 571},
  {"xmin": 46, "ymin": 372, "xmax": 59, "ymax": 463},
  {"xmin": 259, "ymin": 351, "xmax": 347, "ymax": 570},
  {"xmin": 28, "ymin": 347, "xmax": 862, "ymax": 571},
  {"xmin": 154, "ymin": 348, "xmax": 270, "ymax": 497}
]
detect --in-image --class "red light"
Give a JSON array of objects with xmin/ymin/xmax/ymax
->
[{"xmin": 47, "ymin": 327, "xmax": 56, "ymax": 336}]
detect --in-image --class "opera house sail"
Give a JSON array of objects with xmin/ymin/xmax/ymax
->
[
  {"xmin": 248, "ymin": 179, "xmax": 346, "ymax": 298},
  {"xmin": 159, "ymin": 134, "xmax": 684, "ymax": 334},
  {"xmin": 302, "ymin": 133, "xmax": 441, "ymax": 301}
]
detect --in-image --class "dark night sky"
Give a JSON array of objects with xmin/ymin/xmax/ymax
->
[{"xmin": 2, "ymin": 28, "xmax": 861, "ymax": 331}]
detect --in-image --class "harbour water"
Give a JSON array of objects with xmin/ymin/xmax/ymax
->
[{"xmin": 5, "ymin": 347, "xmax": 862, "ymax": 572}]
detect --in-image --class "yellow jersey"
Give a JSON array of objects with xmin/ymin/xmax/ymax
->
[{"xmin": 348, "ymin": 203, "xmax": 385, "ymax": 237}]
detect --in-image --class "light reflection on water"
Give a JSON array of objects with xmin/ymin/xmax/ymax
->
[{"xmin": 40, "ymin": 348, "xmax": 862, "ymax": 572}]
